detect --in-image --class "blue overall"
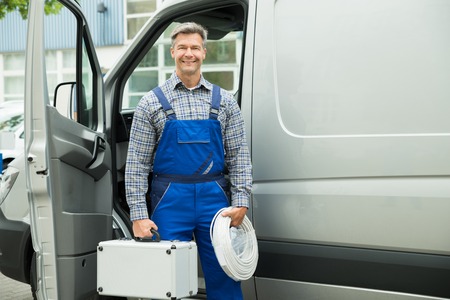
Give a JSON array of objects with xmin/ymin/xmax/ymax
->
[{"xmin": 150, "ymin": 85, "xmax": 243, "ymax": 300}]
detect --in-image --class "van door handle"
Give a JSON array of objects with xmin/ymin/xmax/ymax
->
[{"xmin": 86, "ymin": 135, "xmax": 106, "ymax": 168}]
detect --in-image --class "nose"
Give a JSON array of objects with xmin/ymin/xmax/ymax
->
[{"xmin": 184, "ymin": 47, "xmax": 193, "ymax": 56}]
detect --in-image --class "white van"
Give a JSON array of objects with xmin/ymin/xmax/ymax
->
[{"xmin": 9, "ymin": 0, "xmax": 450, "ymax": 299}]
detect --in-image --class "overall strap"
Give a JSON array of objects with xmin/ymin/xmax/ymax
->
[
  {"xmin": 210, "ymin": 84, "xmax": 221, "ymax": 120},
  {"xmin": 153, "ymin": 86, "xmax": 177, "ymax": 120}
]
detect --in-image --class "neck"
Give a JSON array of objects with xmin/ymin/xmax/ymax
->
[{"xmin": 177, "ymin": 71, "xmax": 201, "ymax": 89}]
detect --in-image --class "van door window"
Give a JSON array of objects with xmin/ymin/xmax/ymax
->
[
  {"xmin": 79, "ymin": 38, "xmax": 95, "ymax": 127},
  {"xmin": 121, "ymin": 5, "xmax": 245, "ymax": 110},
  {"xmin": 126, "ymin": 0, "xmax": 158, "ymax": 40},
  {"xmin": 44, "ymin": 2, "xmax": 99, "ymax": 129}
]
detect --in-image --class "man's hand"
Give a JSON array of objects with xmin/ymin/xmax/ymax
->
[
  {"xmin": 132, "ymin": 219, "xmax": 158, "ymax": 238},
  {"xmin": 221, "ymin": 207, "xmax": 248, "ymax": 227}
]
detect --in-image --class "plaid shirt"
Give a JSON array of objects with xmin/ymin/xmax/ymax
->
[{"xmin": 125, "ymin": 73, "xmax": 252, "ymax": 221}]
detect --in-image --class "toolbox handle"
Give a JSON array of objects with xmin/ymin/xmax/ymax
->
[{"xmin": 134, "ymin": 229, "xmax": 161, "ymax": 242}]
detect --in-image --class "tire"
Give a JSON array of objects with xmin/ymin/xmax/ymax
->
[{"xmin": 30, "ymin": 252, "xmax": 37, "ymax": 300}]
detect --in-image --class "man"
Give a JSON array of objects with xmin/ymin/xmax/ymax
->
[{"xmin": 125, "ymin": 22, "xmax": 252, "ymax": 299}]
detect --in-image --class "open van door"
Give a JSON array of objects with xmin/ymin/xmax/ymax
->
[{"xmin": 25, "ymin": 0, "xmax": 112, "ymax": 299}]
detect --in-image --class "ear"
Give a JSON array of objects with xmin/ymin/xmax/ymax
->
[
  {"xmin": 203, "ymin": 47, "xmax": 207, "ymax": 59},
  {"xmin": 170, "ymin": 47, "xmax": 175, "ymax": 59}
]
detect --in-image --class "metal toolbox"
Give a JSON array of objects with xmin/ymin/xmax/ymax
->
[{"xmin": 97, "ymin": 238, "xmax": 198, "ymax": 299}]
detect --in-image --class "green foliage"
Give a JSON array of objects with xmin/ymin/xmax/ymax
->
[
  {"xmin": 0, "ymin": 0, "xmax": 63, "ymax": 20},
  {"xmin": 0, "ymin": 114, "xmax": 24, "ymax": 132}
]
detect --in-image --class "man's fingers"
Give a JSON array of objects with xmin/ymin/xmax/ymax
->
[
  {"xmin": 133, "ymin": 219, "xmax": 158, "ymax": 238},
  {"xmin": 220, "ymin": 207, "xmax": 248, "ymax": 227}
]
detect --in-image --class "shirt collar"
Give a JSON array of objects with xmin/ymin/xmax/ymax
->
[{"xmin": 168, "ymin": 72, "xmax": 213, "ymax": 91}]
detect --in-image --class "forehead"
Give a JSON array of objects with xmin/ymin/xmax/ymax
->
[{"xmin": 173, "ymin": 33, "xmax": 204, "ymax": 46}]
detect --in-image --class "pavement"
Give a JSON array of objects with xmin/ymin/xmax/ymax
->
[
  {"xmin": 0, "ymin": 271, "xmax": 205, "ymax": 300},
  {"xmin": 0, "ymin": 272, "xmax": 33, "ymax": 300}
]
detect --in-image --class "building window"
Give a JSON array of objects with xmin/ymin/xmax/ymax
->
[
  {"xmin": 44, "ymin": 50, "xmax": 76, "ymax": 101},
  {"xmin": 126, "ymin": 0, "xmax": 157, "ymax": 40},
  {"xmin": 4, "ymin": 76, "xmax": 24, "ymax": 101},
  {"xmin": 122, "ymin": 25, "xmax": 243, "ymax": 109},
  {"xmin": 2, "ymin": 53, "xmax": 25, "ymax": 102}
]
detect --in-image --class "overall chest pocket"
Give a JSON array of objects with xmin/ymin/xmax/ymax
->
[{"xmin": 177, "ymin": 127, "xmax": 210, "ymax": 144}]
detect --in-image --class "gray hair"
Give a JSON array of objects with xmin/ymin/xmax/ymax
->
[{"xmin": 170, "ymin": 22, "xmax": 208, "ymax": 48}]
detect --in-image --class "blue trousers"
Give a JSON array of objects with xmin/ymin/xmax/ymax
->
[{"xmin": 151, "ymin": 178, "xmax": 243, "ymax": 300}]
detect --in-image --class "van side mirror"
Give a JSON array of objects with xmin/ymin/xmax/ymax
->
[{"xmin": 54, "ymin": 82, "xmax": 77, "ymax": 120}]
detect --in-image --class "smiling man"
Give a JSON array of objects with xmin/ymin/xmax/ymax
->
[
  {"xmin": 171, "ymin": 29, "xmax": 206, "ymax": 85},
  {"xmin": 125, "ymin": 22, "xmax": 253, "ymax": 300}
]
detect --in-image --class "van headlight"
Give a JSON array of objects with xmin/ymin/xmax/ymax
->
[{"xmin": 0, "ymin": 166, "xmax": 20, "ymax": 206}]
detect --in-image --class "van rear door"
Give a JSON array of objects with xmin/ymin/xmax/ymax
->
[{"xmin": 25, "ymin": 1, "xmax": 112, "ymax": 299}]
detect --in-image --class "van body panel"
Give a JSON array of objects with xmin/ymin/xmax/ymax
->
[
  {"xmin": 254, "ymin": 278, "xmax": 446, "ymax": 300},
  {"xmin": 255, "ymin": 241, "xmax": 450, "ymax": 298},
  {"xmin": 253, "ymin": 178, "xmax": 450, "ymax": 254},
  {"xmin": 251, "ymin": 0, "xmax": 450, "ymax": 298},
  {"xmin": 25, "ymin": 1, "xmax": 58, "ymax": 298},
  {"xmin": 253, "ymin": 0, "xmax": 450, "ymax": 181},
  {"xmin": 252, "ymin": 0, "xmax": 450, "ymax": 251}
]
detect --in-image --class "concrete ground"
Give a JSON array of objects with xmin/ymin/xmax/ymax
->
[
  {"xmin": 0, "ymin": 271, "xmax": 204, "ymax": 300},
  {"xmin": 0, "ymin": 272, "xmax": 33, "ymax": 300}
]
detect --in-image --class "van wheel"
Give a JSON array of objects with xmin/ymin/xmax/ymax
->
[{"xmin": 30, "ymin": 252, "xmax": 37, "ymax": 300}]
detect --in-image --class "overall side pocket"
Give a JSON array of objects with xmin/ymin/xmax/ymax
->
[
  {"xmin": 215, "ymin": 177, "xmax": 231, "ymax": 204},
  {"xmin": 150, "ymin": 179, "xmax": 171, "ymax": 218}
]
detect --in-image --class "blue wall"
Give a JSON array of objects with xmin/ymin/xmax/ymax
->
[
  {"xmin": 82, "ymin": 0, "xmax": 124, "ymax": 48},
  {"xmin": 0, "ymin": 11, "xmax": 27, "ymax": 52},
  {"xmin": 0, "ymin": 0, "xmax": 124, "ymax": 53}
]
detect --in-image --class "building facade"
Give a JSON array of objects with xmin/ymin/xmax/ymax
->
[{"xmin": 0, "ymin": 0, "xmax": 241, "ymax": 106}]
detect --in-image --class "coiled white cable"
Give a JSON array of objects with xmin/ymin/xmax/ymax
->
[{"xmin": 210, "ymin": 207, "xmax": 259, "ymax": 281}]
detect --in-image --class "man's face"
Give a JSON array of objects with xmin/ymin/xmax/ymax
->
[{"xmin": 171, "ymin": 33, "xmax": 206, "ymax": 77}]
